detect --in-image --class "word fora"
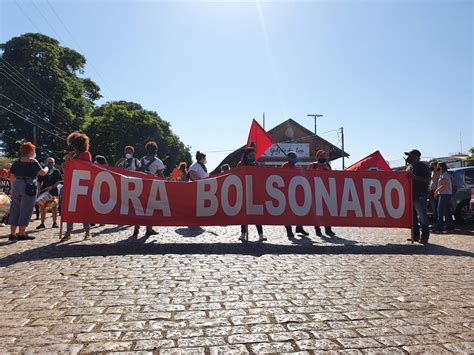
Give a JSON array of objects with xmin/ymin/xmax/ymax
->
[{"xmin": 67, "ymin": 170, "xmax": 406, "ymax": 219}]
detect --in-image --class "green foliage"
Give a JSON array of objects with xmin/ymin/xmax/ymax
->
[
  {"xmin": 83, "ymin": 101, "xmax": 191, "ymax": 175},
  {"xmin": 0, "ymin": 33, "xmax": 101, "ymax": 160},
  {"xmin": 0, "ymin": 157, "xmax": 12, "ymax": 169}
]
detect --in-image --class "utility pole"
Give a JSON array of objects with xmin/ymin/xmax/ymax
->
[
  {"xmin": 340, "ymin": 127, "xmax": 345, "ymax": 169},
  {"xmin": 307, "ymin": 114, "xmax": 323, "ymax": 135}
]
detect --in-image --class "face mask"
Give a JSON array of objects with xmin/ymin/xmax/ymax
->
[
  {"xmin": 47, "ymin": 163, "xmax": 54, "ymax": 169},
  {"xmin": 318, "ymin": 158, "xmax": 326, "ymax": 163},
  {"xmin": 290, "ymin": 158, "xmax": 298, "ymax": 164},
  {"xmin": 125, "ymin": 153, "xmax": 133, "ymax": 159}
]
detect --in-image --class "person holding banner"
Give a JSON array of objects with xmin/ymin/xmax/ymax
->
[
  {"xmin": 238, "ymin": 147, "xmax": 266, "ymax": 242},
  {"xmin": 139, "ymin": 141, "xmax": 165, "ymax": 178},
  {"xmin": 133, "ymin": 141, "xmax": 163, "ymax": 237},
  {"xmin": 116, "ymin": 146, "xmax": 141, "ymax": 171},
  {"xmin": 62, "ymin": 132, "xmax": 92, "ymax": 240},
  {"xmin": 7, "ymin": 142, "xmax": 49, "ymax": 241},
  {"xmin": 405, "ymin": 149, "xmax": 431, "ymax": 244},
  {"xmin": 36, "ymin": 157, "xmax": 62, "ymax": 230},
  {"xmin": 310, "ymin": 150, "xmax": 336, "ymax": 237},
  {"xmin": 282, "ymin": 151, "xmax": 309, "ymax": 238},
  {"xmin": 188, "ymin": 151, "xmax": 209, "ymax": 181}
]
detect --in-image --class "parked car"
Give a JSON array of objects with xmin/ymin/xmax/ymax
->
[
  {"xmin": 427, "ymin": 167, "xmax": 474, "ymax": 224},
  {"xmin": 449, "ymin": 167, "xmax": 474, "ymax": 224}
]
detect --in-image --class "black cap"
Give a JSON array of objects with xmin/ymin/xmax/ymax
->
[{"xmin": 404, "ymin": 149, "xmax": 421, "ymax": 157}]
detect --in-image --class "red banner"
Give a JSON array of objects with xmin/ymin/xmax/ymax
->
[{"xmin": 62, "ymin": 160, "xmax": 412, "ymax": 228}]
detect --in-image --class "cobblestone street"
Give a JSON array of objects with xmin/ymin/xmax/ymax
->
[{"xmin": 0, "ymin": 220, "xmax": 473, "ymax": 354}]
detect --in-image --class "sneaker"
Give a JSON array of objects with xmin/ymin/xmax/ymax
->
[
  {"xmin": 36, "ymin": 224, "xmax": 45, "ymax": 230},
  {"xmin": 17, "ymin": 234, "xmax": 35, "ymax": 240},
  {"xmin": 258, "ymin": 233, "xmax": 267, "ymax": 242},
  {"xmin": 315, "ymin": 228, "xmax": 323, "ymax": 237},
  {"xmin": 132, "ymin": 227, "xmax": 140, "ymax": 237},
  {"xmin": 295, "ymin": 227, "xmax": 309, "ymax": 235},
  {"xmin": 52, "ymin": 223, "xmax": 58, "ymax": 228},
  {"xmin": 8, "ymin": 234, "xmax": 17, "ymax": 242},
  {"xmin": 420, "ymin": 238, "xmax": 429, "ymax": 246},
  {"xmin": 287, "ymin": 231, "xmax": 295, "ymax": 239},
  {"xmin": 61, "ymin": 232, "xmax": 71, "ymax": 241},
  {"xmin": 239, "ymin": 232, "xmax": 247, "ymax": 242}
]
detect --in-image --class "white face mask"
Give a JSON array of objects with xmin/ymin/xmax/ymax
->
[{"xmin": 125, "ymin": 153, "xmax": 133, "ymax": 159}]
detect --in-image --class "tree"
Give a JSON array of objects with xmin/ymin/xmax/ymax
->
[
  {"xmin": 0, "ymin": 33, "xmax": 101, "ymax": 160},
  {"xmin": 83, "ymin": 101, "xmax": 191, "ymax": 175}
]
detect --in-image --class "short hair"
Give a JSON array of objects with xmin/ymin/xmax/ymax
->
[
  {"xmin": 20, "ymin": 141, "xmax": 35, "ymax": 156},
  {"xmin": 439, "ymin": 162, "xmax": 448, "ymax": 171},
  {"xmin": 287, "ymin": 151, "xmax": 297, "ymax": 159},
  {"xmin": 124, "ymin": 145, "xmax": 135, "ymax": 153},
  {"xmin": 196, "ymin": 151, "xmax": 206, "ymax": 161},
  {"xmin": 145, "ymin": 141, "xmax": 158, "ymax": 154},
  {"xmin": 46, "ymin": 157, "xmax": 55, "ymax": 163},
  {"xmin": 220, "ymin": 164, "xmax": 231, "ymax": 172}
]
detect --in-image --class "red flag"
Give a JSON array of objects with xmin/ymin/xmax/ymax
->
[
  {"xmin": 247, "ymin": 119, "xmax": 273, "ymax": 159},
  {"xmin": 345, "ymin": 150, "xmax": 392, "ymax": 172}
]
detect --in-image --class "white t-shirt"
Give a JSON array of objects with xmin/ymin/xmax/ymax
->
[
  {"xmin": 141, "ymin": 157, "xmax": 165, "ymax": 176},
  {"xmin": 438, "ymin": 172, "xmax": 453, "ymax": 195},
  {"xmin": 189, "ymin": 162, "xmax": 209, "ymax": 180}
]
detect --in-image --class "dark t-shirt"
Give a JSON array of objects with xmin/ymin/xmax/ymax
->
[
  {"xmin": 38, "ymin": 169, "xmax": 62, "ymax": 196},
  {"xmin": 408, "ymin": 162, "xmax": 431, "ymax": 198},
  {"xmin": 10, "ymin": 160, "xmax": 42, "ymax": 179}
]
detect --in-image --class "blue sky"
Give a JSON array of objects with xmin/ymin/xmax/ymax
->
[{"xmin": 1, "ymin": 0, "xmax": 472, "ymax": 171}]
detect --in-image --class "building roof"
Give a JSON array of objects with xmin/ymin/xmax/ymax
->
[{"xmin": 210, "ymin": 118, "xmax": 349, "ymax": 175}]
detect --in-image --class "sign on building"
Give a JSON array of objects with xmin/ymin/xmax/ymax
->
[{"xmin": 262, "ymin": 143, "xmax": 310, "ymax": 158}]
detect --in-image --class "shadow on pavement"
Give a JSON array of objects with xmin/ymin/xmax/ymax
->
[
  {"xmin": 1, "ymin": 235, "xmax": 473, "ymax": 267},
  {"xmin": 175, "ymin": 227, "xmax": 206, "ymax": 238}
]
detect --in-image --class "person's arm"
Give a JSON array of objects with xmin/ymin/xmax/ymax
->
[
  {"xmin": 434, "ymin": 178, "xmax": 448, "ymax": 196},
  {"xmin": 36, "ymin": 161, "xmax": 48, "ymax": 177},
  {"xmin": 156, "ymin": 169, "xmax": 164, "ymax": 178},
  {"xmin": 115, "ymin": 158, "xmax": 125, "ymax": 167}
]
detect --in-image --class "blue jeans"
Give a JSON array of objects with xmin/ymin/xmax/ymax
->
[
  {"xmin": 429, "ymin": 193, "xmax": 438, "ymax": 223},
  {"xmin": 413, "ymin": 195, "xmax": 429, "ymax": 240},
  {"xmin": 437, "ymin": 194, "xmax": 454, "ymax": 231}
]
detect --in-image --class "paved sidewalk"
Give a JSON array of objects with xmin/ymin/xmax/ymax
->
[{"xmin": 0, "ymin": 220, "xmax": 473, "ymax": 354}]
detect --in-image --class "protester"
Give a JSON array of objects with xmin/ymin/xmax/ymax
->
[
  {"xmin": 134, "ymin": 141, "xmax": 164, "ymax": 237},
  {"xmin": 36, "ymin": 157, "xmax": 62, "ymax": 229},
  {"xmin": 116, "ymin": 146, "xmax": 141, "ymax": 171},
  {"xmin": 405, "ymin": 149, "xmax": 431, "ymax": 244},
  {"xmin": 238, "ymin": 147, "xmax": 265, "ymax": 242},
  {"xmin": 62, "ymin": 132, "xmax": 92, "ymax": 240},
  {"xmin": 310, "ymin": 149, "xmax": 336, "ymax": 237},
  {"xmin": 94, "ymin": 155, "xmax": 108, "ymax": 165},
  {"xmin": 178, "ymin": 162, "xmax": 188, "ymax": 180},
  {"xmin": 139, "ymin": 141, "xmax": 165, "ymax": 178},
  {"xmin": 282, "ymin": 151, "xmax": 309, "ymax": 238},
  {"xmin": 434, "ymin": 162, "xmax": 454, "ymax": 232},
  {"xmin": 428, "ymin": 161, "xmax": 441, "ymax": 224},
  {"xmin": 189, "ymin": 151, "xmax": 209, "ymax": 181},
  {"xmin": 7, "ymin": 142, "xmax": 48, "ymax": 241},
  {"xmin": 220, "ymin": 164, "xmax": 231, "ymax": 173}
]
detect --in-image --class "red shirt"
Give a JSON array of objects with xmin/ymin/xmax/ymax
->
[{"xmin": 64, "ymin": 150, "xmax": 92, "ymax": 169}]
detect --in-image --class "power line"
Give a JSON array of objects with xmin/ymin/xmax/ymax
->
[
  {"xmin": 0, "ymin": 63, "xmax": 83, "ymax": 131},
  {"xmin": 14, "ymin": 0, "xmax": 42, "ymax": 33},
  {"xmin": 1, "ymin": 105, "xmax": 66, "ymax": 142},
  {"xmin": 1, "ymin": 93, "xmax": 69, "ymax": 135},
  {"xmin": 30, "ymin": 0, "xmax": 65, "ymax": 44},
  {"xmin": 45, "ymin": 0, "xmax": 114, "ymax": 98},
  {"xmin": 0, "ymin": 60, "xmax": 81, "ymax": 127}
]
